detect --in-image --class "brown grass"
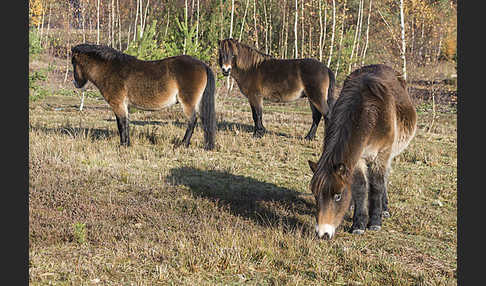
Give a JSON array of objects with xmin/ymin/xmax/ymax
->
[{"xmin": 29, "ymin": 54, "xmax": 457, "ymax": 285}]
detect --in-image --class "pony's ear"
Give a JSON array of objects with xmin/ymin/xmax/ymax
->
[
  {"xmin": 333, "ymin": 163, "xmax": 347, "ymax": 181},
  {"xmin": 308, "ymin": 160, "xmax": 318, "ymax": 173}
]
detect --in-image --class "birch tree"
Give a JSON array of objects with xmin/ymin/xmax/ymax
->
[
  {"xmin": 399, "ymin": 0, "xmax": 407, "ymax": 80},
  {"xmin": 97, "ymin": 0, "xmax": 100, "ymax": 44},
  {"xmin": 238, "ymin": 0, "xmax": 250, "ymax": 41},
  {"xmin": 348, "ymin": 0, "xmax": 363, "ymax": 73},
  {"xmin": 294, "ymin": 0, "xmax": 298, "ymax": 58},
  {"xmin": 361, "ymin": 0, "xmax": 372, "ymax": 65},
  {"xmin": 326, "ymin": 0, "xmax": 335, "ymax": 67},
  {"xmin": 334, "ymin": 0, "xmax": 347, "ymax": 78}
]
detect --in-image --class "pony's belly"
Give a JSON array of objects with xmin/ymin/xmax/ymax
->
[
  {"xmin": 128, "ymin": 93, "xmax": 178, "ymax": 111},
  {"xmin": 263, "ymin": 88, "xmax": 304, "ymax": 103}
]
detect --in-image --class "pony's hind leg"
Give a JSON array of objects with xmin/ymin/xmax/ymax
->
[
  {"xmin": 181, "ymin": 111, "xmax": 198, "ymax": 147},
  {"xmin": 304, "ymin": 101, "xmax": 323, "ymax": 140}
]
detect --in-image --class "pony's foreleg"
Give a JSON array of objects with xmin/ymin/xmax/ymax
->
[
  {"xmin": 382, "ymin": 178, "xmax": 391, "ymax": 218},
  {"xmin": 181, "ymin": 111, "xmax": 198, "ymax": 147},
  {"xmin": 249, "ymin": 97, "xmax": 266, "ymax": 138},
  {"xmin": 304, "ymin": 101, "xmax": 323, "ymax": 140},
  {"xmin": 350, "ymin": 161, "xmax": 369, "ymax": 234},
  {"xmin": 111, "ymin": 102, "xmax": 130, "ymax": 146},
  {"xmin": 367, "ymin": 162, "xmax": 390, "ymax": 230}
]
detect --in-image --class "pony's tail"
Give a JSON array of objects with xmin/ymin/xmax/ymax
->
[
  {"xmin": 200, "ymin": 64, "xmax": 217, "ymax": 150},
  {"xmin": 326, "ymin": 68, "xmax": 337, "ymax": 111}
]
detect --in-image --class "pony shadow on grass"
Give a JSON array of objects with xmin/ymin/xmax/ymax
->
[
  {"xmin": 216, "ymin": 119, "xmax": 295, "ymax": 139},
  {"xmin": 167, "ymin": 167, "xmax": 315, "ymax": 234},
  {"xmin": 31, "ymin": 124, "xmax": 164, "ymax": 145},
  {"xmin": 30, "ymin": 125, "xmax": 117, "ymax": 142}
]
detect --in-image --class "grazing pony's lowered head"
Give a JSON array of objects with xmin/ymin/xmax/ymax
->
[
  {"xmin": 308, "ymin": 160, "xmax": 353, "ymax": 240},
  {"xmin": 217, "ymin": 38, "xmax": 271, "ymax": 76}
]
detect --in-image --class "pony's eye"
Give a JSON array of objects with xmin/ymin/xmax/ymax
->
[{"xmin": 334, "ymin": 194, "xmax": 342, "ymax": 202}]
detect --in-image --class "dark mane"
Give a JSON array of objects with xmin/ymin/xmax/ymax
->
[
  {"xmin": 71, "ymin": 43, "xmax": 137, "ymax": 62},
  {"xmin": 221, "ymin": 39, "xmax": 273, "ymax": 70},
  {"xmin": 311, "ymin": 74, "xmax": 373, "ymax": 192}
]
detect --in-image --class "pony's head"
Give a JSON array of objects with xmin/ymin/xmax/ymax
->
[
  {"xmin": 71, "ymin": 46, "xmax": 88, "ymax": 89},
  {"xmin": 308, "ymin": 160, "xmax": 352, "ymax": 239},
  {"xmin": 218, "ymin": 38, "xmax": 238, "ymax": 76}
]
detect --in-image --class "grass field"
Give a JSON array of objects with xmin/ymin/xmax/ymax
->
[{"xmin": 29, "ymin": 54, "xmax": 457, "ymax": 285}]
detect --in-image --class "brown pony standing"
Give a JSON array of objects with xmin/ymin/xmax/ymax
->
[
  {"xmin": 218, "ymin": 38, "xmax": 336, "ymax": 139},
  {"xmin": 308, "ymin": 64, "xmax": 417, "ymax": 239},
  {"xmin": 71, "ymin": 44, "xmax": 216, "ymax": 150}
]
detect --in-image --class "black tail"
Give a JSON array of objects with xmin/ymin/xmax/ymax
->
[
  {"xmin": 200, "ymin": 64, "xmax": 217, "ymax": 150},
  {"xmin": 326, "ymin": 68, "xmax": 336, "ymax": 111}
]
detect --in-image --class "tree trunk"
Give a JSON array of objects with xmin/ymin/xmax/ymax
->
[
  {"xmin": 230, "ymin": 0, "xmax": 235, "ymax": 38},
  {"xmin": 301, "ymin": 0, "xmax": 304, "ymax": 58},
  {"xmin": 97, "ymin": 0, "xmax": 100, "ymax": 44},
  {"xmin": 195, "ymin": 0, "xmax": 200, "ymax": 46},
  {"xmin": 294, "ymin": 0, "xmax": 298, "ymax": 58},
  {"xmin": 326, "ymin": 0, "xmax": 335, "ymax": 67},
  {"xmin": 348, "ymin": 0, "xmax": 363, "ymax": 73},
  {"xmin": 238, "ymin": 0, "xmax": 250, "ymax": 41},
  {"xmin": 253, "ymin": 0, "xmax": 258, "ymax": 48},
  {"xmin": 354, "ymin": 0, "xmax": 365, "ymax": 68},
  {"xmin": 361, "ymin": 0, "xmax": 372, "ymax": 66},
  {"xmin": 334, "ymin": 0, "xmax": 346, "ymax": 79},
  {"xmin": 318, "ymin": 0, "xmax": 323, "ymax": 61},
  {"xmin": 400, "ymin": 0, "xmax": 407, "ymax": 80}
]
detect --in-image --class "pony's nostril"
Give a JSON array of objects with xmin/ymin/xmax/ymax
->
[{"xmin": 323, "ymin": 232, "xmax": 331, "ymax": 240}]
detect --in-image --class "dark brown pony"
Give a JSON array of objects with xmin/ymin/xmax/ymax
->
[
  {"xmin": 218, "ymin": 38, "xmax": 336, "ymax": 139},
  {"xmin": 71, "ymin": 43, "xmax": 216, "ymax": 150},
  {"xmin": 308, "ymin": 64, "xmax": 417, "ymax": 239}
]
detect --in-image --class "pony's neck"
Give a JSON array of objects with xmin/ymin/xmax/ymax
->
[
  {"xmin": 83, "ymin": 57, "xmax": 112, "ymax": 92},
  {"xmin": 232, "ymin": 43, "xmax": 271, "ymax": 74},
  {"xmin": 319, "ymin": 100, "xmax": 370, "ymax": 183}
]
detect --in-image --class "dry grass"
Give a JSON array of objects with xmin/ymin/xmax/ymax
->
[{"xmin": 29, "ymin": 56, "xmax": 457, "ymax": 285}]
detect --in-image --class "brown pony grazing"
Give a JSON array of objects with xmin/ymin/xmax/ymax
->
[
  {"xmin": 71, "ymin": 43, "xmax": 216, "ymax": 150},
  {"xmin": 308, "ymin": 64, "xmax": 417, "ymax": 239},
  {"xmin": 218, "ymin": 38, "xmax": 336, "ymax": 140}
]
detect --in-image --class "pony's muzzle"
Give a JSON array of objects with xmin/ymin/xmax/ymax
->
[
  {"xmin": 221, "ymin": 65, "xmax": 231, "ymax": 76},
  {"xmin": 315, "ymin": 224, "xmax": 335, "ymax": 240}
]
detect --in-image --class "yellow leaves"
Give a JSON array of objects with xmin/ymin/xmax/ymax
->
[{"xmin": 29, "ymin": 0, "xmax": 43, "ymax": 27}]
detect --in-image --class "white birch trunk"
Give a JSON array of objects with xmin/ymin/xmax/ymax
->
[
  {"xmin": 361, "ymin": 0, "xmax": 372, "ymax": 65},
  {"xmin": 239, "ymin": 0, "xmax": 250, "ymax": 41},
  {"xmin": 400, "ymin": 0, "xmax": 407, "ymax": 80},
  {"xmin": 195, "ymin": 0, "xmax": 200, "ymax": 46},
  {"xmin": 348, "ymin": 0, "xmax": 363, "ymax": 73},
  {"xmin": 294, "ymin": 0, "xmax": 298, "ymax": 58},
  {"xmin": 318, "ymin": 0, "xmax": 323, "ymax": 61},
  {"xmin": 326, "ymin": 0, "xmax": 335, "ymax": 67},
  {"xmin": 97, "ymin": 0, "xmax": 100, "ymax": 44},
  {"xmin": 334, "ymin": 0, "xmax": 346, "ymax": 79}
]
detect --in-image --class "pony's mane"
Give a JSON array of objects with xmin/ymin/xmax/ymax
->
[
  {"xmin": 72, "ymin": 43, "xmax": 136, "ymax": 62},
  {"xmin": 221, "ymin": 39, "xmax": 272, "ymax": 70},
  {"xmin": 311, "ymin": 75, "xmax": 370, "ymax": 193}
]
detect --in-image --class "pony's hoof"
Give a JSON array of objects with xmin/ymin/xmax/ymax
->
[
  {"xmin": 352, "ymin": 229, "xmax": 365, "ymax": 235},
  {"xmin": 253, "ymin": 130, "xmax": 265, "ymax": 138},
  {"xmin": 368, "ymin": 225, "xmax": 381, "ymax": 231},
  {"xmin": 382, "ymin": 211, "xmax": 391, "ymax": 218}
]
